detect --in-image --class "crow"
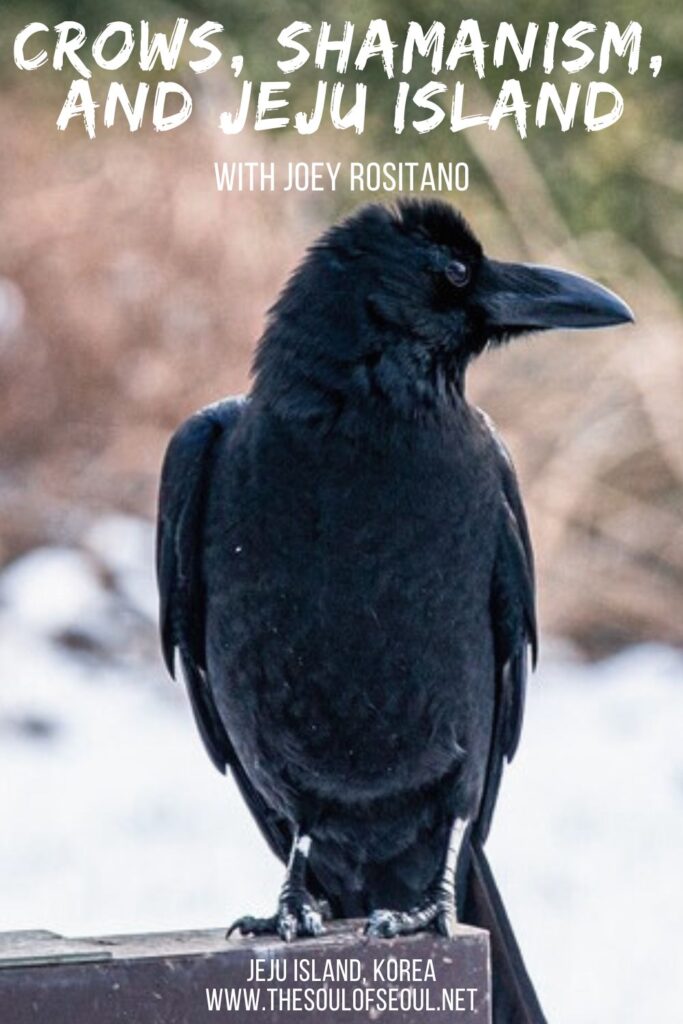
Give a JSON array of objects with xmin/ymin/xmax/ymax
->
[{"xmin": 157, "ymin": 200, "xmax": 632, "ymax": 1022}]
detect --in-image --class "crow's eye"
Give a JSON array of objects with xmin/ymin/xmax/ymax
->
[{"xmin": 445, "ymin": 260, "xmax": 470, "ymax": 288}]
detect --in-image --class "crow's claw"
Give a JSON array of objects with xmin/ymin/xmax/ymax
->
[
  {"xmin": 227, "ymin": 897, "xmax": 325, "ymax": 942},
  {"xmin": 434, "ymin": 904, "xmax": 458, "ymax": 939},
  {"xmin": 365, "ymin": 899, "xmax": 458, "ymax": 939},
  {"xmin": 364, "ymin": 908, "xmax": 410, "ymax": 938},
  {"xmin": 227, "ymin": 914, "xmax": 278, "ymax": 938}
]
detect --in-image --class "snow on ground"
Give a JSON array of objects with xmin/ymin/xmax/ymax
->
[
  {"xmin": 488, "ymin": 645, "xmax": 683, "ymax": 1022},
  {"xmin": 0, "ymin": 518, "xmax": 681, "ymax": 1023}
]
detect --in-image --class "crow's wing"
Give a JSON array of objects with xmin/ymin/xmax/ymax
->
[
  {"xmin": 475, "ymin": 419, "xmax": 537, "ymax": 843},
  {"xmin": 156, "ymin": 397, "xmax": 291, "ymax": 862}
]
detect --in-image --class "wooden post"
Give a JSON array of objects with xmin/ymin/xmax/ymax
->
[{"xmin": 0, "ymin": 922, "xmax": 491, "ymax": 1023}]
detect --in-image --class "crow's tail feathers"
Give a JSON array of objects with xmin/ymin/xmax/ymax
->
[{"xmin": 463, "ymin": 840, "xmax": 547, "ymax": 1024}]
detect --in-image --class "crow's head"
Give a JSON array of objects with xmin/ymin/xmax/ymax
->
[{"xmin": 254, "ymin": 199, "xmax": 633, "ymax": 419}]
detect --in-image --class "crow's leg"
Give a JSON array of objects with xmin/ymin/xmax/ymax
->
[
  {"xmin": 365, "ymin": 817, "xmax": 468, "ymax": 939},
  {"xmin": 228, "ymin": 831, "xmax": 326, "ymax": 942}
]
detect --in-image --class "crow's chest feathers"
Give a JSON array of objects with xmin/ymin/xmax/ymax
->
[{"xmin": 229, "ymin": 426, "xmax": 492, "ymax": 652}]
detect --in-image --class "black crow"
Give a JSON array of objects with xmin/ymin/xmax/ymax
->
[{"xmin": 157, "ymin": 200, "xmax": 632, "ymax": 1022}]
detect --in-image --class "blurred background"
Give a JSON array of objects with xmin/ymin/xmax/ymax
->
[{"xmin": 1, "ymin": 2, "xmax": 682, "ymax": 1022}]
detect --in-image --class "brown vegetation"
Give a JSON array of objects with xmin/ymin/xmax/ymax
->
[{"xmin": 0, "ymin": 91, "xmax": 681, "ymax": 656}]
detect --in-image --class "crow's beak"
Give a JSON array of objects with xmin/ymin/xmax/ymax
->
[{"xmin": 475, "ymin": 259, "xmax": 634, "ymax": 333}]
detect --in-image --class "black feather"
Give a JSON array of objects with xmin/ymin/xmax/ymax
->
[{"xmin": 156, "ymin": 397, "xmax": 291, "ymax": 860}]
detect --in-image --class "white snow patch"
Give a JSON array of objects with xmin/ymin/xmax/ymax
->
[
  {"xmin": 489, "ymin": 645, "xmax": 683, "ymax": 1023},
  {"xmin": 0, "ymin": 616, "xmax": 279, "ymax": 936},
  {"xmin": 0, "ymin": 547, "xmax": 109, "ymax": 636},
  {"xmin": 85, "ymin": 515, "xmax": 157, "ymax": 622}
]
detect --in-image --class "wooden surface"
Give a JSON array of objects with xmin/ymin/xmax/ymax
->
[{"xmin": 0, "ymin": 921, "xmax": 491, "ymax": 1023}]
